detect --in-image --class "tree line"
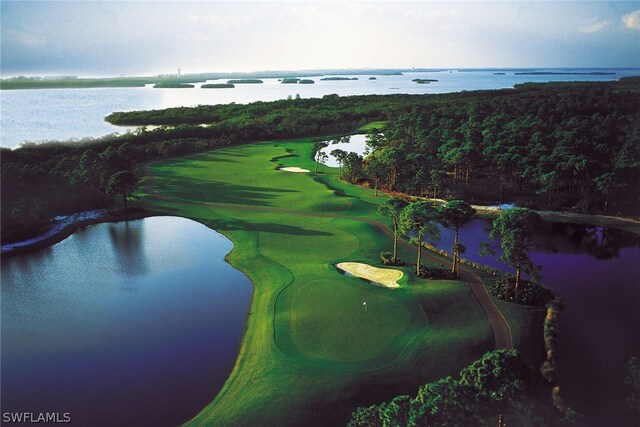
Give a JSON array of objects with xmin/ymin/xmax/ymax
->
[
  {"xmin": 348, "ymin": 349, "xmax": 563, "ymax": 426},
  {"xmin": 378, "ymin": 197, "xmax": 551, "ymax": 301},
  {"xmin": 359, "ymin": 81, "xmax": 640, "ymax": 215}
]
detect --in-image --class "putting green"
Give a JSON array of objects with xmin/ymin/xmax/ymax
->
[{"xmin": 276, "ymin": 278, "xmax": 425, "ymax": 365}]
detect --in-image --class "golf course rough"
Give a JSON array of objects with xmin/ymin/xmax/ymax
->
[
  {"xmin": 136, "ymin": 137, "xmax": 524, "ymax": 426},
  {"xmin": 336, "ymin": 262, "xmax": 403, "ymax": 288}
]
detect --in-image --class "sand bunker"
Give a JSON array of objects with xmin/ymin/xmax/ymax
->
[
  {"xmin": 279, "ymin": 167, "xmax": 310, "ymax": 173},
  {"xmin": 336, "ymin": 262, "xmax": 403, "ymax": 288}
]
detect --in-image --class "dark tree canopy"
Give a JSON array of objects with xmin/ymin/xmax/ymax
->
[
  {"xmin": 400, "ymin": 201, "xmax": 441, "ymax": 275},
  {"xmin": 489, "ymin": 207, "xmax": 542, "ymax": 289},
  {"xmin": 106, "ymin": 171, "xmax": 139, "ymax": 210},
  {"xmin": 349, "ymin": 349, "xmax": 560, "ymax": 427},
  {"xmin": 440, "ymin": 200, "xmax": 476, "ymax": 274}
]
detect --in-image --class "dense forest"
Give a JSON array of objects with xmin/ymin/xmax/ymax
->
[
  {"xmin": 348, "ymin": 349, "xmax": 562, "ymax": 426},
  {"xmin": 2, "ymin": 79, "xmax": 639, "ymax": 244},
  {"xmin": 361, "ymin": 81, "xmax": 640, "ymax": 213}
]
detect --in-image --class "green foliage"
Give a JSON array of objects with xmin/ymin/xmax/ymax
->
[
  {"xmin": 226, "ymin": 79, "xmax": 263, "ymax": 84},
  {"xmin": 400, "ymin": 201, "xmax": 441, "ymax": 275},
  {"xmin": 201, "ymin": 83, "xmax": 235, "ymax": 89},
  {"xmin": 343, "ymin": 152, "xmax": 364, "ymax": 183},
  {"xmin": 417, "ymin": 267, "xmax": 457, "ymax": 280},
  {"xmin": 440, "ymin": 200, "xmax": 476, "ymax": 273},
  {"xmin": 320, "ymin": 77, "xmax": 358, "ymax": 81},
  {"xmin": 378, "ymin": 197, "xmax": 409, "ymax": 261},
  {"xmin": 350, "ymin": 349, "xmax": 559, "ymax": 426},
  {"xmin": 0, "ymin": 76, "xmax": 152, "ymax": 90},
  {"xmin": 440, "ymin": 200, "xmax": 476, "ymax": 230},
  {"xmin": 106, "ymin": 171, "xmax": 139, "ymax": 210},
  {"xmin": 488, "ymin": 277, "xmax": 555, "ymax": 306},
  {"xmin": 488, "ymin": 207, "xmax": 542, "ymax": 288},
  {"xmin": 153, "ymin": 81, "xmax": 195, "ymax": 88},
  {"xmin": 355, "ymin": 81, "xmax": 640, "ymax": 214},
  {"xmin": 380, "ymin": 251, "xmax": 404, "ymax": 266},
  {"xmin": 412, "ymin": 78, "xmax": 438, "ymax": 84}
]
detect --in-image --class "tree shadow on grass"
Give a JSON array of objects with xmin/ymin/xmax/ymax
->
[
  {"xmin": 207, "ymin": 218, "xmax": 332, "ymax": 236},
  {"xmin": 155, "ymin": 172, "xmax": 299, "ymax": 207},
  {"xmin": 312, "ymin": 177, "xmax": 355, "ymax": 198}
]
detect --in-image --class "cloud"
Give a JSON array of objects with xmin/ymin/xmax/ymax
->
[
  {"xmin": 4, "ymin": 28, "xmax": 46, "ymax": 46},
  {"xmin": 622, "ymin": 10, "xmax": 640, "ymax": 30},
  {"xmin": 578, "ymin": 20, "xmax": 611, "ymax": 33}
]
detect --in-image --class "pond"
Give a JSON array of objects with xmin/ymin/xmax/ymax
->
[
  {"xmin": 0, "ymin": 216, "xmax": 253, "ymax": 426},
  {"xmin": 430, "ymin": 219, "xmax": 640, "ymax": 426},
  {"xmin": 319, "ymin": 134, "xmax": 369, "ymax": 168}
]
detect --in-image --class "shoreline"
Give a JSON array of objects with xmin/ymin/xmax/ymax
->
[
  {"xmin": 1, "ymin": 209, "xmax": 153, "ymax": 259},
  {"xmin": 404, "ymin": 195, "xmax": 640, "ymax": 234}
]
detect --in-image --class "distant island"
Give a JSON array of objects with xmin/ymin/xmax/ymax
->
[
  {"xmin": 412, "ymin": 78, "xmax": 439, "ymax": 84},
  {"xmin": 514, "ymin": 71, "xmax": 616, "ymax": 75},
  {"xmin": 202, "ymin": 83, "xmax": 235, "ymax": 89},
  {"xmin": 298, "ymin": 79, "xmax": 314, "ymax": 84},
  {"xmin": 369, "ymin": 77, "xmax": 377, "ymax": 80},
  {"xmin": 281, "ymin": 78, "xmax": 300, "ymax": 84},
  {"xmin": 153, "ymin": 81, "xmax": 195, "ymax": 88},
  {"xmin": 320, "ymin": 77, "xmax": 358, "ymax": 81},
  {"xmin": 493, "ymin": 72, "xmax": 506, "ymax": 75},
  {"xmin": 0, "ymin": 76, "xmax": 153, "ymax": 90},
  {"xmin": 227, "ymin": 79, "xmax": 263, "ymax": 84}
]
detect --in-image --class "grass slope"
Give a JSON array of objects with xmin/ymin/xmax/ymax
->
[{"xmin": 137, "ymin": 137, "xmax": 524, "ymax": 426}]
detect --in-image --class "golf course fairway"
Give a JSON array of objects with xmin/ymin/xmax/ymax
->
[{"xmin": 136, "ymin": 137, "xmax": 535, "ymax": 426}]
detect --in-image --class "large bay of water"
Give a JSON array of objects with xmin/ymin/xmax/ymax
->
[
  {"xmin": 430, "ymin": 219, "xmax": 640, "ymax": 426},
  {"xmin": 1, "ymin": 216, "xmax": 253, "ymax": 426},
  {"xmin": 2, "ymin": 68, "xmax": 639, "ymax": 148}
]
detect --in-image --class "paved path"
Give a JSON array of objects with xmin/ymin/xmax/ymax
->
[{"xmin": 143, "ymin": 162, "xmax": 513, "ymax": 350}]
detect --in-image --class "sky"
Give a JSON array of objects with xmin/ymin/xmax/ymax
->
[{"xmin": 1, "ymin": 1, "xmax": 640, "ymax": 77}]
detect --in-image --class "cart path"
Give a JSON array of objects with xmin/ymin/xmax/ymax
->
[{"xmin": 143, "ymin": 163, "xmax": 513, "ymax": 350}]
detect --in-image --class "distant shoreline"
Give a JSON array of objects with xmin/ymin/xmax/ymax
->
[
  {"xmin": 514, "ymin": 71, "xmax": 616, "ymax": 76},
  {"xmin": 0, "ymin": 69, "xmax": 406, "ymax": 90},
  {"xmin": 4, "ymin": 68, "xmax": 634, "ymax": 90}
]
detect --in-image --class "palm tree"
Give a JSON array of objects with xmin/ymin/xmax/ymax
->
[
  {"xmin": 400, "ymin": 201, "xmax": 441, "ymax": 276},
  {"xmin": 440, "ymin": 200, "xmax": 476, "ymax": 274},
  {"xmin": 312, "ymin": 141, "xmax": 329, "ymax": 173},
  {"xmin": 377, "ymin": 197, "xmax": 408, "ymax": 263},
  {"xmin": 488, "ymin": 207, "xmax": 541, "ymax": 289}
]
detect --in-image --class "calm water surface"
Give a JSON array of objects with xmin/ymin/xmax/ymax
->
[
  {"xmin": 431, "ymin": 219, "xmax": 640, "ymax": 426},
  {"xmin": 320, "ymin": 134, "xmax": 369, "ymax": 167},
  {"xmin": 1, "ymin": 216, "xmax": 253, "ymax": 426},
  {"xmin": 3, "ymin": 68, "xmax": 639, "ymax": 148}
]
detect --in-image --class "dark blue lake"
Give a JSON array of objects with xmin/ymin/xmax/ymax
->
[
  {"xmin": 431, "ymin": 219, "xmax": 640, "ymax": 426},
  {"xmin": 1, "ymin": 216, "xmax": 253, "ymax": 426}
]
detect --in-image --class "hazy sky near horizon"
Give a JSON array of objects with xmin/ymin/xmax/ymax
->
[{"xmin": 2, "ymin": 1, "xmax": 640, "ymax": 77}]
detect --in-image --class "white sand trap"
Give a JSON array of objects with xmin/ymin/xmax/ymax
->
[
  {"xmin": 336, "ymin": 262, "xmax": 403, "ymax": 288},
  {"xmin": 279, "ymin": 167, "xmax": 310, "ymax": 173}
]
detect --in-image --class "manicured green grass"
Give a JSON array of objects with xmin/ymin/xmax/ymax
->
[
  {"xmin": 494, "ymin": 299, "xmax": 545, "ymax": 365},
  {"xmin": 357, "ymin": 120, "xmax": 388, "ymax": 132},
  {"xmin": 137, "ymin": 138, "xmax": 513, "ymax": 426}
]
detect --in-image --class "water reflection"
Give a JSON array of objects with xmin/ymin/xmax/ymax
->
[
  {"xmin": 431, "ymin": 218, "xmax": 640, "ymax": 426},
  {"xmin": 530, "ymin": 222, "xmax": 639, "ymax": 260},
  {"xmin": 1, "ymin": 217, "xmax": 253, "ymax": 426},
  {"xmin": 319, "ymin": 134, "xmax": 369, "ymax": 167},
  {"xmin": 108, "ymin": 221, "xmax": 148, "ymax": 278}
]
